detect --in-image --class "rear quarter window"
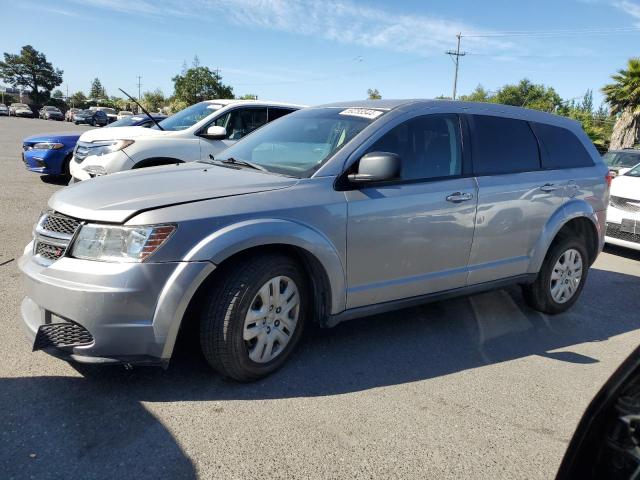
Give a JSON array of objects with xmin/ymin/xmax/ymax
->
[
  {"xmin": 468, "ymin": 115, "xmax": 540, "ymax": 175},
  {"xmin": 530, "ymin": 122, "xmax": 594, "ymax": 169}
]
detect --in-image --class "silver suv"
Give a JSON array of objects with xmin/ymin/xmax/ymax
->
[{"xmin": 19, "ymin": 100, "xmax": 609, "ymax": 381}]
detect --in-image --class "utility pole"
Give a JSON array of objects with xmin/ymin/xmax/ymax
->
[
  {"xmin": 445, "ymin": 33, "xmax": 466, "ymax": 100},
  {"xmin": 136, "ymin": 75, "xmax": 142, "ymax": 100}
]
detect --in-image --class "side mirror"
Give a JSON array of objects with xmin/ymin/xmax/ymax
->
[
  {"xmin": 348, "ymin": 151, "xmax": 401, "ymax": 183},
  {"xmin": 201, "ymin": 126, "xmax": 227, "ymax": 140}
]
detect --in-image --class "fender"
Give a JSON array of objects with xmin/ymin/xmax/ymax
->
[
  {"xmin": 528, "ymin": 199, "xmax": 600, "ymax": 274},
  {"xmin": 184, "ymin": 218, "xmax": 347, "ymax": 314}
]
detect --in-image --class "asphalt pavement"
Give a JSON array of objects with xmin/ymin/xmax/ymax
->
[{"xmin": 1, "ymin": 116, "xmax": 640, "ymax": 479}]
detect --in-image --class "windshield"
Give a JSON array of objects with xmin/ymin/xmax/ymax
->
[
  {"xmin": 45, "ymin": 107, "xmax": 58, "ymax": 111},
  {"xmin": 603, "ymin": 151, "xmax": 640, "ymax": 168},
  {"xmin": 107, "ymin": 116, "xmax": 147, "ymax": 127},
  {"xmin": 79, "ymin": 110, "xmax": 92, "ymax": 115},
  {"xmin": 14, "ymin": 104, "xmax": 28, "ymax": 108},
  {"xmin": 212, "ymin": 107, "xmax": 381, "ymax": 177},
  {"xmin": 626, "ymin": 164, "xmax": 640, "ymax": 177},
  {"xmin": 98, "ymin": 108, "xmax": 116, "ymax": 114},
  {"xmin": 157, "ymin": 102, "xmax": 223, "ymax": 131}
]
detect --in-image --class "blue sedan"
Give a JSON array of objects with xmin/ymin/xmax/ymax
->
[{"xmin": 21, "ymin": 114, "xmax": 167, "ymax": 175}]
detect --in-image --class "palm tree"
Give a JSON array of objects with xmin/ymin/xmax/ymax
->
[{"xmin": 602, "ymin": 58, "xmax": 640, "ymax": 150}]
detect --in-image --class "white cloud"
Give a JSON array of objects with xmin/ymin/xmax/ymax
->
[
  {"xmin": 614, "ymin": 0, "xmax": 640, "ymax": 25},
  {"xmin": 68, "ymin": 0, "xmax": 509, "ymax": 55}
]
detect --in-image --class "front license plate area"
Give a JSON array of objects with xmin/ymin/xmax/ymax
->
[{"xmin": 620, "ymin": 218, "xmax": 640, "ymax": 234}]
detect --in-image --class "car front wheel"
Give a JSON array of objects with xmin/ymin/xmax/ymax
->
[
  {"xmin": 522, "ymin": 237, "xmax": 589, "ymax": 314},
  {"xmin": 199, "ymin": 253, "xmax": 308, "ymax": 382}
]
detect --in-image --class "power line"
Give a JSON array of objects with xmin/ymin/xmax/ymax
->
[
  {"xmin": 445, "ymin": 33, "xmax": 466, "ymax": 100},
  {"xmin": 463, "ymin": 26, "xmax": 640, "ymax": 38}
]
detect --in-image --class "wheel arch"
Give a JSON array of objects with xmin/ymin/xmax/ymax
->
[
  {"xmin": 529, "ymin": 200, "xmax": 602, "ymax": 273},
  {"xmin": 159, "ymin": 219, "xmax": 346, "ymax": 362}
]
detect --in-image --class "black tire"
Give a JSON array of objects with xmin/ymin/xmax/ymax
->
[
  {"xmin": 199, "ymin": 253, "xmax": 308, "ymax": 382},
  {"xmin": 522, "ymin": 237, "xmax": 589, "ymax": 314}
]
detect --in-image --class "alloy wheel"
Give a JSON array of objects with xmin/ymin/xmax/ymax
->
[{"xmin": 550, "ymin": 248, "xmax": 583, "ymax": 304}]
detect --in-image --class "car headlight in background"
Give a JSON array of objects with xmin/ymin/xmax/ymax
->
[
  {"xmin": 71, "ymin": 224, "xmax": 176, "ymax": 262},
  {"xmin": 32, "ymin": 142, "xmax": 64, "ymax": 150},
  {"xmin": 87, "ymin": 139, "xmax": 134, "ymax": 156}
]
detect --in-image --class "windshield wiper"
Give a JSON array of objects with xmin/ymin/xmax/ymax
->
[
  {"xmin": 118, "ymin": 88, "xmax": 164, "ymax": 131},
  {"xmin": 209, "ymin": 154, "xmax": 268, "ymax": 172}
]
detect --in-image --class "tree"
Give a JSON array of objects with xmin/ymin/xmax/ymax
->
[
  {"xmin": 69, "ymin": 91, "xmax": 87, "ymax": 108},
  {"xmin": 0, "ymin": 45, "xmax": 63, "ymax": 104},
  {"xmin": 52, "ymin": 89, "xmax": 64, "ymax": 99},
  {"xmin": 172, "ymin": 65, "xmax": 233, "ymax": 104},
  {"xmin": 459, "ymin": 85, "xmax": 492, "ymax": 103},
  {"xmin": 367, "ymin": 88, "xmax": 381, "ymax": 100},
  {"xmin": 493, "ymin": 79, "xmax": 562, "ymax": 112},
  {"xmin": 141, "ymin": 88, "xmax": 165, "ymax": 112},
  {"xmin": 602, "ymin": 58, "xmax": 640, "ymax": 149},
  {"xmin": 89, "ymin": 78, "xmax": 106, "ymax": 99}
]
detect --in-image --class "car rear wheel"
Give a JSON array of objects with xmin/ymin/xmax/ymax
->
[
  {"xmin": 522, "ymin": 237, "xmax": 589, "ymax": 314},
  {"xmin": 199, "ymin": 253, "xmax": 308, "ymax": 382}
]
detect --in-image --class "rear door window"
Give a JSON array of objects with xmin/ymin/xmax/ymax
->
[
  {"xmin": 468, "ymin": 115, "xmax": 540, "ymax": 175},
  {"xmin": 530, "ymin": 122, "xmax": 594, "ymax": 169},
  {"xmin": 225, "ymin": 108, "xmax": 268, "ymax": 140}
]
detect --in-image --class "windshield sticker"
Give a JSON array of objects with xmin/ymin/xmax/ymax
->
[{"xmin": 339, "ymin": 108, "xmax": 384, "ymax": 120}]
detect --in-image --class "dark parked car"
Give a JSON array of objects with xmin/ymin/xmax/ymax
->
[
  {"xmin": 557, "ymin": 345, "xmax": 640, "ymax": 479},
  {"xmin": 39, "ymin": 106, "xmax": 64, "ymax": 121},
  {"xmin": 21, "ymin": 113, "xmax": 167, "ymax": 176},
  {"xmin": 74, "ymin": 109, "xmax": 108, "ymax": 126},
  {"xmin": 603, "ymin": 148, "xmax": 640, "ymax": 176}
]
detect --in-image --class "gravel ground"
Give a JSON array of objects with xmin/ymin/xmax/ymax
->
[{"xmin": 1, "ymin": 116, "xmax": 640, "ymax": 479}]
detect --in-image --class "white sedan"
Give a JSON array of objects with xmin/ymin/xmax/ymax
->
[{"xmin": 605, "ymin": 163, "xmax": 640, "ymax": 251}]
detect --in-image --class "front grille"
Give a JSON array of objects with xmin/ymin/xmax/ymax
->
[
  {"xmin": 33, "ymin": 322, "xmax": 94, "ymax": 351},
  {"xmin": 35, "ymin": 242, "xmax": 66, "ymax": 260},
  {"xmin": 40, "ymin": 212, "xmax": 80, "ymax": 236},
  {"xmin": 33, "ymin": 211, "xmax": 82, "ymax": 264},
  {"xmin": 610, "ymin": 196, "xmax": 640, "ymax": 214},
  {"xmin": 607, "ymin": 223, "xmax": 640, "ymax": 244}
]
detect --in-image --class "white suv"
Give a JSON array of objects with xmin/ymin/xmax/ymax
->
[{"xmin": 70, "ymin": 99, "xmax": 304, "ymax": 181}]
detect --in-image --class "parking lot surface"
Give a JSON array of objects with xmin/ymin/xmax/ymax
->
[{"xmin": 1, "ymin": 116, "xmax": 640, "ymax": 479}]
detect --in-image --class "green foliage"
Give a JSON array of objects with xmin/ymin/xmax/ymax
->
[
  {"xmin": 459, "ymin": 85, "xmax": 492, "ymax": 103},
  {"xmin": 89, "ymin": 78, "xmax": 106, "ymax": 99},
  {"xmin": 172, "ymin": 59, "xmax": 233, "ymax": 104},
  {"xmin": 141, "ymin": 89, "xmax": 166, "ymax": 112},
  {"xmin": 68, "ymin": 91, "xmax": 87, "ymax": 108},
  {"xmin": 493, "ymin": 79, "xmax": 562, "ymax": 112},
  {"xmin": 0, "ymin": 45, "xmax": 63, "ymax": 104},
  {"xmin": 602, "ymin": 58, "xmax": 640, "ymax": 114},
  {"xmin": 167, "ymin": 98, "xmax": 189, "ymax": 114},
  {"xmin": 367, "ymin": 88, "xmax": 381, "ymax": 100},
  {"xmin": 52, "ymin": 89, "xmax": 64, "ymax": 99}
]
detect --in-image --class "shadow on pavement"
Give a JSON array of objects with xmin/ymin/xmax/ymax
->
[
  {"xmin": 2, "ymin": 267, "xmax": 639, "ymax": 478},
  {"xmin": 39, "ymin": 174, "xmax": 70, "ymax": 186}
]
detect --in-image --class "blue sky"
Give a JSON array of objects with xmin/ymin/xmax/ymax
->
[{"xmin": 3, "ymin": 0, "xmax": 640, "ymax": 107}]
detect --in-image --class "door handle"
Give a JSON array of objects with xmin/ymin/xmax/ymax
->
[
  {"xmin": 539, "ymin": 183, "xmax": 559, "ymax": 192},
  {"xmin": 446, "ymin": 192, "xmax": 474, "ymax": 203}
]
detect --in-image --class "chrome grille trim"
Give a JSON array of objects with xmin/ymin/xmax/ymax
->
[
  {"xmin": 33, "ymin": 211, "xmax": 83, "ymax": 265},
  {"xmin": 74, "ymin": 141, "xmax": 93, "ymax": 163},
  {"xmin": 610, "ymin": 195, "xmax": 640, "ymax": 214}
]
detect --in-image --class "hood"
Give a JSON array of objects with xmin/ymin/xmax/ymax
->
[
  {"xmin": 49, "ymin": 162, "xmax": 299, "ymax": 223},
  {"xmin": 611, "ymin": 174, "xmax": 640, "ymax": 200},
  {"xmin": 78, "ymin": 125, "xmax": 166, "ymax": 142},
  {"xmin": 16, "ymin": 107, "xmax": 32, "ymax": 113},
  {"xmin": 24, "ymin": 132, "xmax": 82, "ymax": 143}
]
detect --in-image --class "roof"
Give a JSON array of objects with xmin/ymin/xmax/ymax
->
[
  {"xmin": 201, "ymin": 99, "xmax": 307, "ymax": 108},
  {"xmin": 315, "ymin": 99, "xmax": 581, "ymax": 128}
]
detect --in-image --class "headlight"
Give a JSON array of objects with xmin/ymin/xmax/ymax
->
[
  {"xmin": 71, "ymin": 224, "xmax": 175, "ymax": 262},
  {"xmin": 87, "ymin": 139, "xmax": 134, "ymax": 156},
  {"xmin": 33, "ymin": 142, "xmax": 64, "ymax": 150}
]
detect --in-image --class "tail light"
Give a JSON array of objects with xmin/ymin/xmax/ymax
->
[{"xmin": 605, "ymin": 171, "xmax": 613, "ymax": 188}]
